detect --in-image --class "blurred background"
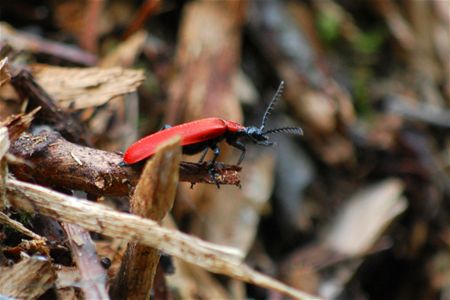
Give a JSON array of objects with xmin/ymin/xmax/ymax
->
[{"xmin": 1, "ymin": 0, "xmax": 449, "ymax": 299}]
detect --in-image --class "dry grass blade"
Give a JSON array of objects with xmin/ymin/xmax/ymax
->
[
  {"xmin": 6, "ymin": 179, "xmax": 320, "ymax": 300},
  {"xmin": 0, "ymin": 211, "xmax": 44, "ymax": 240},
  {"xmin": 0, "ymin": 256, "xmax": 57, "ymax": 299}
]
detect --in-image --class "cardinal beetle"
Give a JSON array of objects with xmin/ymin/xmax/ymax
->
[{"xmin": 121, "ymin": 81, "xmax": 303, "ymax": 183}]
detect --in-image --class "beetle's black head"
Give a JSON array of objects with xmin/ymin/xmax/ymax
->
[
  {"xmin": 242, "ymin": 126, "xmax": 271, "ymax": 145},
  {"xmin": 240, "ymin": 81, "xmax": 303, "ymax": 145}
]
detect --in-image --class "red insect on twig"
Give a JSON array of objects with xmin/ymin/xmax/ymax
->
[{"xmin": 121, "ymin": 81, "xmax": 302, "ymax": 186}]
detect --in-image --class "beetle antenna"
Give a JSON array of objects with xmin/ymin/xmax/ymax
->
[
  {"xmin": 260, "ymin": 81, "xmax": 285, "ymax": 131},
  {"xmin": 263, "ymin": 127, "xmax": 303, "ymax": 136}
]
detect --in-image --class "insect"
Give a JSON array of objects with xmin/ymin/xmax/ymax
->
[{"xmin": 121, "ymin": 81, "xmax": 302, "ymax": 183}]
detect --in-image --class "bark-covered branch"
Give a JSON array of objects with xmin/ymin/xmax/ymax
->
[{"xmin": 8, "ymin": 129, "xmax": 241, "ymax": 196}]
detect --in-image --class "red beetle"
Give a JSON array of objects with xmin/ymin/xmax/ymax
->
[{"xmin": 122, "ymin": 81, "xmax": 302, "ymax": 168}]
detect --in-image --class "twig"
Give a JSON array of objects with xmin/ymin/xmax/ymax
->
[
  {"xmin": 62, "ymin": 222, "xmax": 109, "ymax": 300},
  {"xmin": 0, "ymin": 211, "xmax": 44, "ymax": 240},
  {"xmin": 8, "ymin": 129, "xmax": 241, "ymax": 196},
  {"xmin": 6, "ymin": 179, "xmax": 320, "ymax": 300},
  {"xmin": 80, "ymin": 0, "xmax": 104, "ymax": 52},
  {"xmin": 0, "ymin": 23, "xmax": 97, "ymax": 66},
  {"xmin": 123, "ymin": 0, "xmax": 161, "ymax": 40}
]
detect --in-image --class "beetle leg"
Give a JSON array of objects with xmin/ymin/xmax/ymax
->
[
  {"xmin": 118, "ymin": 161, "xmax": 128, "ymax": 167},
  {"xmin": 198, "ymin": 148, "xmax": 209, "ymax": 163},
  {"xmin": 208, "ymin": 167, "xmax": 220, "ymax": 189},
  {"xmin": 210, "ymin": 144, "xmax": 221, "ymax": 165},
  {"xmin": 188, "ymin": 146, "xmax": 217, "ymax": 188},
  {"xmin": 228, "ymin": 140, "xmax": 246, "ymax": 165},
  {"xmin": 190, "ymin": 148, "xmax": 208, "ymax": 189},
  {"xmin": 208, "ymin": 144, "xmax": 221, "ymax": 188}
]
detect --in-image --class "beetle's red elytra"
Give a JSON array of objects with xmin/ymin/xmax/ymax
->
[
  {"xmin": 121, "ymin": 81, "xmax": 303, "ymax": 168},
  {"xmin": 123, "ymin": 118, "xmax": 245, "ymax": 164}
]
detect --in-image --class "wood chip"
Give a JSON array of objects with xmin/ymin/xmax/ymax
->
[
  {"xmin": 0, "ymin": 256, "xmax": 56, "ymax": 299},
  {"xmin": 112, "ymin": 137, "xmax": 181, "ymax": 299},
  {"xmin": 31, "ymin": 64, "xmax": 145, "ymax": 110},
  {"xmin": 0, "ymin": 57, "xmax": 11, "ymax": 87},
  {"xmin": 325, "ymin": 179, "xmax": 407, "ymax": 256}
]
